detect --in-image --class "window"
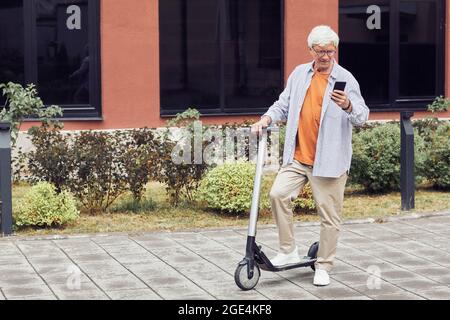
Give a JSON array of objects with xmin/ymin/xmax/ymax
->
[
  {"xmin": 159, "ymin": 0, "xmax": 284, "ymax": 116},
  {"xmin": 339, "ymin": 0, "xmax": 444, "ymax": 111},
  {"xmin": 0, "ymin": 0, "xmax": 101, "ymax": 119}
]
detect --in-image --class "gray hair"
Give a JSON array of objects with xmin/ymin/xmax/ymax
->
[{"xmin": 307, "ymin": 25, "xmax": 340, "ymax": 48}]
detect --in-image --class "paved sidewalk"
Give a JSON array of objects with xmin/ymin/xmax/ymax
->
[{"xmin": 1, "ymin": 213, "xmax": 450, "ymax": 300}]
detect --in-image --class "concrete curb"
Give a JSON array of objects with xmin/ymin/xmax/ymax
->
[{"xmin": 2, "ymin": 209, "xmax": 450, "ymax": 242}]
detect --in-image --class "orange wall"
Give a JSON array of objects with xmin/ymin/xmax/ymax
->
[{"xmin": 21, "ymin": 0, "xmax": 450, "ymax": 132}]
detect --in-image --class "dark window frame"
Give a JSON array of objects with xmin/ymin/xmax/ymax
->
[
  {"xmin": 159, "ymin": 0, "xmax": 285, "ymax": 117},
  {"xmin": 11, "ymin": 0, "xmax": 102, "ymax": 120},
  {"xmin": 339, "ymin": 0, "xmax": 445, "ymax": 112}
]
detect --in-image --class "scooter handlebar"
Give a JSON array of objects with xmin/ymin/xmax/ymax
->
[{"xmin": 240, "ymin": 126, "xmax": 280, "ymax": 135}]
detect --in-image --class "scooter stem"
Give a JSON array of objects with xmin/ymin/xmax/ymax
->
[{"xmin": 247, "ymin": 129, "xmax": 269, "ymax": 238}]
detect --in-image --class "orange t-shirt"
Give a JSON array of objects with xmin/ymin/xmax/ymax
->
[{"xmin": 294, "ymin": 72, "xmax": 330, "ymax": 166}]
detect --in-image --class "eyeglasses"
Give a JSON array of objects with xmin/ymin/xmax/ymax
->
[{"xmin": 311, "ymin": 48, "xmax": 336, "ymax": 57}]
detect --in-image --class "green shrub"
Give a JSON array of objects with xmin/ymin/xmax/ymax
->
[
  {"xmin": 120, "ymin": 128, "xmax": 159, "ymax": 201},
  {"xmin": 422, "ymin": 121, "xmax": 450, "ymax": 189},
  {"xmin": 25, "ymin": 124, "xmax": 75, "ymax": 192},
  {"xmin": 69, "ymin": 130, "xmax": 128, "ymax": 214},
  {"xmin": 198, "ymin": 162, "xmax": 272, "ymax": 214},
  {"xmin": 427, "ymin": 95, "xmax": 450, "ymax": 113},
  {"xmin": 412, "ymin": 98, "xmax": 450, "ymax": 189},
  {"xmin": 155, "ymin": 109, "xmax": 210, "ymax": 206},
  {"xmin": 350, "ymin": 122, "xmax": 426, "ymax": 193},
  {"xmin": 0, "ymin": 82, "xmax": 63, "ymax": 147},
  {"xmin": 14, "ymin": 182, "xmax": 79, "ymax": 228}
]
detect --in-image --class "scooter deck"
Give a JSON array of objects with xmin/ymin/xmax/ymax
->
[{"xmin": 259, "ymin": 257, "xmax": 316, "ymax": 272}]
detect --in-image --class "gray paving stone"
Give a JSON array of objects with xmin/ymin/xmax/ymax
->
[
  {"xmin": 42, "ymin": 272, "xmax": 92, "ymax": 285},
  {"xmin": 330, "ymin": 261, "xmax": 362, "ymax": 274},
  {"xmin": 97, "ymin": 244, "xmax": 148, "ymax": 255},
  {"xmin": 335, "ymin": 295, "xmax": 372, "ymax": 300},
  {"xmin": 391, "ymin": 278, "xmax": 447, "ymax": 292},
  {"xmin": 0, "ymin": 256, "xmax": 29, "ymax": 266},
  {"xmin": 0, "ymin": 276, "xmax": 46, "ymax": 287},
  {"xmin": 378, "ymin": 269, "xmax": 422, "ymax": 281},
  {"xmin": 161, "ymin": 254, "xmax": 206, "ymax": 265},
  {"xmin": 181, "ymin": 270, "xmax": 233, "ymax": 285},
  {"xmin": 344, "ymin": 259, "xmax": 395, "ymax": 271},
  {"xmin": 391, "ymin": 258, "xmax": 441, "ymax": 270},
  {"xmin": 92, "ymin": 274, "xmax": 148, "ymax": 291},
  {"xmin": 370, "ymin": 292, "xmax": 425, "ymax": 300},
  {"xmin": 92, "ymin": 236, "xmax": 132, "ymax": 245},
  {"xmin": 331, "ymin": 272, "xmax": 375, "ymax": 286},
  {"xmin": 432, "ymin": 255, "xmax": 450, "ymax": 267},
  {"xmin": 428, "ymin": 275, "xmax": 450, "ymax": 286},
  {"xmin": 199, "ymin": 283, "xmax": 268, "ymax": 300},
  {"xmin": 411, "ymin": 249, "xmax": 450, "ymax": 260},
  {"xmin": 49, "ymin": 282, "xmax": 109, "ymax": 300},
  {"xmin": 7, "ymin": 295, "xmax": 58, "ymax": 300},
  {"xmin": 28, "ymin": 257, "xmax": 71, "ymax": 265},
  {"xmin": 131, "ymin": 234, "xmax": 171, "ymax": 242},
  {"xmin": 142, "ymin": 275, "xmax": 194, "ymax": 288},
  {"xmin": 416, "ymin": 288, "xmax": 450, "ymax": 300},
  {"xmin": 2, "ymin": 214, "xmax": 450, "ymax": 300},
  {"xmin": 48, "ymin": 278, "xmax": 97, "ymax": 291},
  {"xmin": 405, "ymin": 266, "xmax": 450, "ymax": 278},
  {"xmin": 106, "ymin": 253, "xmax": 160, "ymax": 265},
  {"xmin": 55, "ymin": 290, "xmax": 110, "ymax": 300},
  {"xmin": 76, "ymin": 262, "xmax": 129, "ymax": 278},
  {"xmin": 33, "ymin": 264, "xmax": 77, "ymax": 275},
  {"xmin": 201, "ymin": 230, "xmax": 242, "ymax": 239},
  {"xmin": 133, "ymin": 239, "xmax": 180, "ymax": 250},
  {"xmin": 257, "ymin": 285, "xmax": 319, "ymax": 300},
  {"xmin": 15, "ymin": 250, "xmax": 62, "ymax": 260},
  {"xmin": 0, "ymin": 268, "xmax": 37, "ymax": 280},
  {"xmin": 70, "ymin": 253, "xmax": 115, "ymax": 263},
  {"xmin": 153, "ymin": 284, "xmax": 214, "ymax": 300},
  {"xmin": 2, "ymin": 285, "xmax": 54, "ymax": 299},
  {"xmin": 304, "ymin": 284, "xmax": 366, "ymax": 300},
  {"xmin": 369, "ymin": 250, "xmax": 414, "ymax": 261},
  {"xmin": 351, "ymin": 281, "xmax": 406, "ymax": 298},
  {"xmin": 106, "ymin": 288, "xmax": 162, "ymax": 300},
  {"xmin": 173, "ymin": 261, "xmax": 226, "ymax": 275},
  {"xmin": 126, "ymin": 262, "xmax": 180, "ymax": 277}
]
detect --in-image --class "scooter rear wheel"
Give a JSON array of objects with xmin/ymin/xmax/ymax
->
[{"xmin": 234, "ymin": 264, "xmax": 261, "ymax": 291}]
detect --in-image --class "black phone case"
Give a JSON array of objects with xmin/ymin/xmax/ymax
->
[{"xmin": 333, "ymin": 82, "xmax": 346, "ymax": 91}]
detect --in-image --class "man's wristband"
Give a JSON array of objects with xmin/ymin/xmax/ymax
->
[{"xmin": 342, "ymin": 101, "xmax": 352, "ymax": 112}]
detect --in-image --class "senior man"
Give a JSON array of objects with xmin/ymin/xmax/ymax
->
[{"xmin": 252, "ymin": 25, "xmax": 369, "ymax": 286}]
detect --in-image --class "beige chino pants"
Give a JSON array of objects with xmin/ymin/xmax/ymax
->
[{"xmin": 269, "ymin": 160, "xmax": 348, "ymax": 272}]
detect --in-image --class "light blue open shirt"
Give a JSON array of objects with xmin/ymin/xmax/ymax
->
[{"xmin": 263, "ymin": 60, "xmax": 370, "ymax": 178}]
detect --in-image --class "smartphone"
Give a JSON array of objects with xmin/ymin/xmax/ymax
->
[{"xmin": 333, "ymin": 81, "xmax": 347, "ymax": 92}]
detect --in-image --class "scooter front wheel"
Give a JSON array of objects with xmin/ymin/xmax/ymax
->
[
  {"xmin": 234, "ymin": 264, "xmax": 261, "ymax": 291},
  {"xmin": 308, "ymin": 241, "xmax": 320, "ymax": 271}
]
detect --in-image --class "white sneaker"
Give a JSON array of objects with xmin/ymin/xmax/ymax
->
[
  {"xmin": 270, "ymin": 246, "xmax": 301, "ymax": 267},
  {"xmin": 313, "ymin": 269, "xmax": 330, "ymax": 286}
]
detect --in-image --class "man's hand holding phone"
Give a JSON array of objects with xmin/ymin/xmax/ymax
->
[{"xmin": 330, "ymin": 81, "xmax": 351, "ymax": 112}]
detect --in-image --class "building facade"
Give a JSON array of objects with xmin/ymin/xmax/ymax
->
[{"xmin": 0, "ymin": 0, "xmax": 449, "ymax": 132}]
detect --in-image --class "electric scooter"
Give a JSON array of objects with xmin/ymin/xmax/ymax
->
[{"xmin": 234, "ymin": 127, "xmax": 319, "ymax": 291}]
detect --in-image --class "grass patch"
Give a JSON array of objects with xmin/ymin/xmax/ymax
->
[
  {"xmin": 11, "ymin": 181, "xmax": 450, "ymax": 237},
  {"xmin": 109, "ymin": 197, "xmax": 157, "ymax": 214}
]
